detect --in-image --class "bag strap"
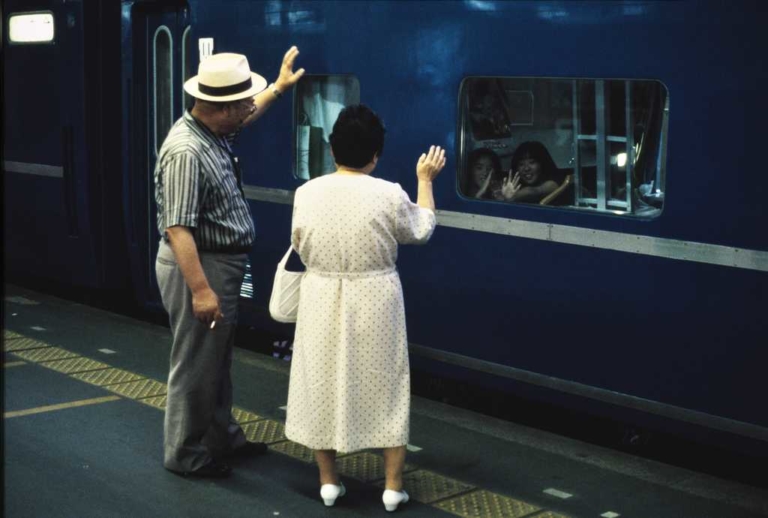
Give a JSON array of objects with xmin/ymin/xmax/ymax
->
[{"xmin": 278, "ymin": 245, "xmax": 295, "ymax": 268}]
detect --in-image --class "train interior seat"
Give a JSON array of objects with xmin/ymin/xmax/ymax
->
[{"xmin": 540, "ymin": 174, "xmax": 573, "ymax": 206}]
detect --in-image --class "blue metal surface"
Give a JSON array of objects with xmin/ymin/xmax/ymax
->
[
  {"xmin": 186, "ymin": 0, "xmax": 767, "ymax": 431},
  {"xmin": 3, "ymin": 0, "xmax": 101, "ymax": 288}
]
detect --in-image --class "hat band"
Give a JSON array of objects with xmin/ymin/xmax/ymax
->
[{"xmin": 198, "ymin": 77, "xmax": 252, "ymax": 97}]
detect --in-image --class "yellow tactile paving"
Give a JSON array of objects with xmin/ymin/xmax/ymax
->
[
  {"xmin": 232, "ymin": 406, "xmax": 262, "ymax": 424},
  {"xmin": 41, "ymin": 357, "xmax": 110, "ymax": 374},
  {"xmin": 12, "ymin": 346, "xmax": 78, "ymax": 363},
  {"xmin": 337, "ymin": 451, "xmax": 417, "ymax": 483},
  {"xmin": 6, "ymin": 341, "xmax": 569, "ymax": 518},
  {"xmin": 375, "ymin": 469, "xmax": 475, "ymax": 504},
  {"xmin": 242, "ymin": 419, "xmax": 286, "ymax": 444},
  {"xmin": 270, "ymin": 440, "xmax": 316, "ymax": 463},
  {"xmin": 138, "ymin": 395, "xmax": 167, "ymax": 410},
  {"xmin": 4, "ymin": 336, "xmax": 50, "ymax": 352},
  {"xmin": 4, "ymin": 361, "xmax": 27, "ymax": 368},
  {"xmin": 71, "ymin": 368, "xmax": 145, "ymax": 386},
  {"xmin": 4, "ymin": 329, "xmax": 25, "ymax": 340},
  {"xmin": 105, "ymin": 379, "xmax": 167, "ymax": 399},
  {"xmin": 435, "ymin": 489, "xmax": 542, "ymax": 518}
]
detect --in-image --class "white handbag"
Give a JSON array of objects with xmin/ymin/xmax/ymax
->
[{"xmin": 268, "ymin": 246, "xmax": 305, "ymax": 323}]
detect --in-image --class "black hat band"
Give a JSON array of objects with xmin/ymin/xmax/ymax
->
[{"xmin": 198, "ymin": 77, "xmax": 252, "ymax": 97}]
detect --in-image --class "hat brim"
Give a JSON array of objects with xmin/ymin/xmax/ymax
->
[{"xmin": 184, "ymin": 72, "xmax": 268, "ymax": 102}]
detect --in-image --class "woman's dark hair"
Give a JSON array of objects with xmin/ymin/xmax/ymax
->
[
  {"xmin": 510, "ymin": 141, "xmax": 558, "ymax": 182},
  {"xmin": 464, "ymin": 147, "xmax": 502, "ymax": 197},
  {"xmin": 329, "ymin": 104, "xmax": 386, "ymax": 168}
]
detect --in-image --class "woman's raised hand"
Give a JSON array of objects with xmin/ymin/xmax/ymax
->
[
  {"xmin": 416, "ymin": 146, "xmax": 447, "ymax": 182},
  {"xmin": 476, "ymin": 169, "xmax": 494, "ymax": 197},
  {"xmin": 501, "ymin": 170, "xmax": 521, "ymax": 199}
]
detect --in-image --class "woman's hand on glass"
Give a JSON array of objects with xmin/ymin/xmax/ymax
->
[
  {"xmin": 416, "ymin": 146, "xmax": 446, "ymax": 182},
  {"xmin": 476, "ymin": 169, "xmax": 494, "ymax": 198},
  {"xmin": 501, "ymin": 170, "xmax": 522, "ymax": 199}
]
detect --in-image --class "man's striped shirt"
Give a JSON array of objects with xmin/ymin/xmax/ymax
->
[{"xmin": 154, "ymin": 111, "xmax": 255, "ymax": 252}]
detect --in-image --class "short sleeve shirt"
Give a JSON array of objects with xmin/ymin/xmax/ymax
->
[{"xmin": 154, "ymin": 111, "xmax": 255, "ymax": 251}]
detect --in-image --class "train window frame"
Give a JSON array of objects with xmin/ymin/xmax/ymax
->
[
  {"xmin": 181, "ymin": 26, "xmax": 193, "ymax": 112},
  {"xmin": 153, "ymin": 25, "xmax": 174, "ymax": 157},
  {"xmin": 292, "ymin": 74, "xmax": 361, "ymax": 181},
  {"xmin": 7, "ymin": 11, "xmax": 55, "ymax": 45},
  {"xmin": 458, "ymin": 76, "xmax": 668, "ymax": 218}
]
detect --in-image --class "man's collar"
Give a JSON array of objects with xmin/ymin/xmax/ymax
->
[{"xmin": 185, "ymin": 111, "xmax": 226, "ymax": 145}]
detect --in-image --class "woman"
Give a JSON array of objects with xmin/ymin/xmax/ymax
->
[
  {"xmin": 284, "ymin": 104, "xmax": 445, "ymax": 511},
  {"xmin": 465, "ymin": 147, "xmax": 503, "ymax": 199},
  {"xmin": 500, "ymin": 141, "xmax": 559, "ymax": 203}
]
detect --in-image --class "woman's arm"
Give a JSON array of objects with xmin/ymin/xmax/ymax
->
[
  {"xmin": 509, "ymin": 179, "xmax": 559, "ymax": 203},
  {"xmin": 416, "ymin": 146, "xmax": 446, "ymax": 211}
]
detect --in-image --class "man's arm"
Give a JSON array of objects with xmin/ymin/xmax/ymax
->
[
  {"xmin": 243, "ymin": 46, "xmax": 305, "ymax": 126},
  {"xmin": 166, "ymin": 225, "xmax": 222, "ymax": 326}
]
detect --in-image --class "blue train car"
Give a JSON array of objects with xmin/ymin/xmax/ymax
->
[
  {"xmin": 4, "ymin": 0, "xmax": 767, "ymax": 459},
  {"xmin": 3, "ymin": 0, "xmax": 127, "ymax": 298}
]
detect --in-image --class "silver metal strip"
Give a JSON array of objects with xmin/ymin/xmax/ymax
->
[
  {"xmin": 243, "ymin": 184, "xmax": 295, "ymax": 205},
  {"xmin": 3, "ymin": 161, "xmax": 64, "ymax": 178},
  {"xmin": 409, "ymin": 343, "xmax": 768, "ymax": 443},
  {"xmin": 437, "ymin": 210, "xmax": 768, "ymax": 271},
  {"xmin": 243, "ymin": 185, "xmax": 768, "ymax": 272},
  {"xmin": 596, "ymin": 80, "xmax": 608, "ymax": 210}
]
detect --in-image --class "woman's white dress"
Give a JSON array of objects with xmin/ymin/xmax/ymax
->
[{"xmin": 284, "ymin": 174, "xmax": 436, "ymax": 452}]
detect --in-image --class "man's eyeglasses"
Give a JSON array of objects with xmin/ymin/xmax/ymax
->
[{"xmin": 231, "ymin": 97, "xmax": 256, "ymax": 115}]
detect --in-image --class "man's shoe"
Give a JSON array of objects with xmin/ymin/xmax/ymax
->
[
  {"xmin": 175, "ymin": 459, "xmax": 232, "ymax": 478},
  {"xmin": 226, "ymin": 441, "xmax": 268, "ymax": 458}
]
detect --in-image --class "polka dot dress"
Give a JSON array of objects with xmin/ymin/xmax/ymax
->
[{"xmin": 285, "ymin": 174, "xmax": 436, "ymax": 453}]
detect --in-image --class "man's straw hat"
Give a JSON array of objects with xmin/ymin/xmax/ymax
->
[{"xmin": 184, "ymin": 53, "xmax": 267, "ymax": 102}]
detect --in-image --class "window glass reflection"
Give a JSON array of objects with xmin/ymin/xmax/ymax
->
[{"xmin": 295, "ymin": 76, "xmax": 360, "ymax": 180}]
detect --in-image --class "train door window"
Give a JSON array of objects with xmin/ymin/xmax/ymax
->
[
  {"xmin": 459, "ymin": 77, "xmax": 668, "ymax": 217},
  {"xmin": 8, "ymin": 12, "xmax": 54, "ymax": 44},
  {"xmin": 294, "ymin": 75, "xmax": 360, "ymax": 180},
  {"xmin": 153, "ymin": 26, "xmax": 173, "ymax": 156}
]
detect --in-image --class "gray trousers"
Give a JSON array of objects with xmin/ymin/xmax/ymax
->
[{"xmin": 155, "ymin": 240, "xmax": 249, "ymax": 472}]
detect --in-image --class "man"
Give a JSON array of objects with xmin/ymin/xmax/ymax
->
[{"xmin": 154, "ymin": 47, "xmax": 304, "ymax": 478}]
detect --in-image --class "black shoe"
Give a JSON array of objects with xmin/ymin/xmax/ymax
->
[
  {"xmin": 174, "ymin": 459, "xmax": 232, "ymax": 478},
  {"xmin": 226, "ymin": 441, "xmax": 268, "ymax": 458}
]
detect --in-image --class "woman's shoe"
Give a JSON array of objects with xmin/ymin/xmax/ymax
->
[
  {"xmin": 320, "ymin": 482, "xmax": 346, "ymax": 507},
  {"xmin": 382, "ymin": 489, "xmax": 409, "ymax": 512}
]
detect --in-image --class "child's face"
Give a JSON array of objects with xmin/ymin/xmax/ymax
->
[
  {"xmin": 516, "ymin": 156, "xmax": 542, "ymax": 185},
  {"xmin": 472, "ymin": 156, "xmax": 495, "ymax": 188}
]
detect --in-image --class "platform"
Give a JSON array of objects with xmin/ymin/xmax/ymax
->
[{"xmin": 4, "ymin": 284, "xmax": 767, "ymax": 518}]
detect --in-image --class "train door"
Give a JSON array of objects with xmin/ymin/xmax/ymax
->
[
  {"xmin": 3, "ymin": 2, "xmax": 103, "ymax": 290},
  {"xmin": 123, "ymin": 1, "xmax": 191, "ymax": 310}
]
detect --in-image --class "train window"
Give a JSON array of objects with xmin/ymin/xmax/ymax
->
[
  {"xmin": 294, "ymin": 75, "xmax": 360, "ymax": 180},
  {"xmin": 459, "ymin": 77, "xmax": 668, "ymax": 217},
  {"xmin": 153, "ymin": 26, "xmax": 173, "ymax": 157},
  {"xmin": 8, "ymin": 12, "xmax": 54, "ymax": 44}
]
